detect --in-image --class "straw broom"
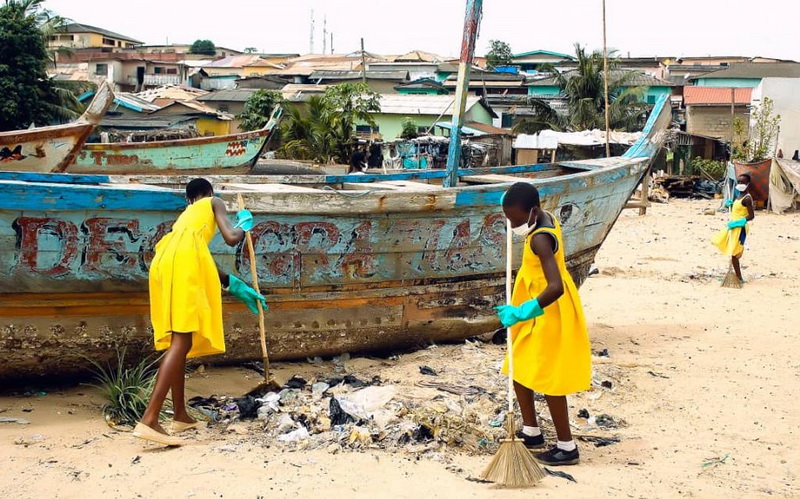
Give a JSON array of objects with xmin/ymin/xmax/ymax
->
[
  {"xmin": 721, "ymin": 264, "xmax": 743, "ymax": 289},
  {"xmin": 479, "ymin": 220, "xmax": 546, "ymax": 487}
]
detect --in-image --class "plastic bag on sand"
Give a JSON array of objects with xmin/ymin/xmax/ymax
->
[
  {"xmin": 278, "ymin": 426, "xmax": 310, "ymax": 443},
  {"xmin": 336, "ymin": 386, "xmax": 396, "ymax": 429}
]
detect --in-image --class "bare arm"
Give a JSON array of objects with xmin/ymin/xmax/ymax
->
[
  {"xmin": 211, "ymin": 197, "xmax": 245, "ymax": 247},
  {"xmin": 217, "ymin": 267, "xmax": 230, "ymax": 288},
  {"xmin": 743, "ymin": 196, "xmax": 755, "ymax": 221},
  {"xmin": 530, "ymin": 233, "xmax": 564, "ymax": 308}
]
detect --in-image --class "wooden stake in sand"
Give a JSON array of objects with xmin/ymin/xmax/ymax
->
[{"xmin": 480, "ymin": 220, "xmax": 546, "ymax": 487}]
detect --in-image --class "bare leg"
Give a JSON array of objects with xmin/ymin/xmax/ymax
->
[
  {"xmin": 514, "ymin": 381, "xmax": 538, "ymax": 427},
  {"xmin": 544, "ymin": 395, "xmax": 573, "ymax": 442},
  {"xmin": 170, "ymin": 333, "xmax": 196, "ymax": 424},
  {"xmin": 732, "ymin": 255, "xmax": 743, "ymax": 282},
  {"xmin": 140, "ymin": 333, "xmax": 193, "ymax": 432}
]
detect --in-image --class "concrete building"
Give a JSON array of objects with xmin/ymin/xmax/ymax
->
[
  {"xmin": 691, "ymin": 63, "xmax": 800, "ymax": 88},
  {"xmin": 684, "ymin": 87, "xmax": 752, "ymax": 140},
  {"xmin": 751, "ymin": 78, "xmax": 800, "ymax": 158},
  {"xmin": 49, "ymin": 23, "xmax": 142, "ymax": 50},
  {"xmin": 362, "ymin": 94, "xmax": 496, "ymax": 141}
]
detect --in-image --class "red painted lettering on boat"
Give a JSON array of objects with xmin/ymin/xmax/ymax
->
[
  {"xmin": 12, "ymin": 217, "xmax": 79, "ymax": 276},
  {"xmin": 82, "ymin": 218, "xmax": 141, "ymax": 274},
  {"xmin": 337, "ymin": 220, "xmax": 376, "ymax": 278}
]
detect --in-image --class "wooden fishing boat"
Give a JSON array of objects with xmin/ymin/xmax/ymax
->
[
  {"xmin": 70, "ymin": 108, "xmax": 282, "ymax": 175},
  {"xmin": 0, "ymin": 96, "xmax": 670, "ymax": 381},
  {"xmin": 0, "ymin": 82, "xmax": 113, "ymax": 174}
]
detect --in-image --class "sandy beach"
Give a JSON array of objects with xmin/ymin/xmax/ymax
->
[{"xmin": 1, "ymin": 199, "xmax": 798, "ymax": 498}]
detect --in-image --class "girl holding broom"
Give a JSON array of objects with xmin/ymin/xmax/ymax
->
[
  {"xmin": 711, "ymin": 173, "xmax": 755, "ymax": 284},
  {"xmin": 133, "ymin": 178, "xmax": 267, "ymax": 446},
  {"xmin": 495, "ymin": 182, "xmax": 591, "ymax": 466}
]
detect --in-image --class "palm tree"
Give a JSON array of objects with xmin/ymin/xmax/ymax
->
[{"xmin": 515, "ymin": 44, "xmax": 648, "ymax": 134}]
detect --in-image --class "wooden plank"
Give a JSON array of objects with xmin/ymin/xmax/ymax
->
[
  {"xmin": 0, "ymin": 172, "xmax": 110, "ymax": 184},
  {"xmin": 461, "ymin": 174, "xmax": 526, "ymax": 184},
  {"xmin": 221, "ymin": 182, "xmax": 322, "ymax": 193},
  {"xmin": 379, "ymin": 180, "xmax": 441, "ymax": 191}
]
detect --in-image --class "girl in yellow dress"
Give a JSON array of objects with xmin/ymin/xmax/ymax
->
[
  {"xmin": 495, "ymin": 182, "xmax": 591, "ymax": 466},
  {"xmin": 134, "ymin": 178, "xmax": 266, "ymax": 446},
  {"xmin": 712, "ymin": 174, "xmax": 755, "ymax": 284}
]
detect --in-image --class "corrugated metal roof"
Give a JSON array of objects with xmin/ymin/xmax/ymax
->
[
  {"xmin": 309, "ymin": 70, "xmax": 409, "ymax": 81},
  {"xmin": 196, "ymin": 89, "xmax": 260, "ymax": 103},
  {"xmin": 527, "ymin": 70, "xmax": 673, "ymax": 87},
  {"xmin": 204, "ymin": 55, "xmax": 282, "ymax": 69},
  {"xmin": 691, "ymin": 62, "xmax": 800, "ymax": 80},
  {"xmin": 393, "ymin": 50, "xmax": 445, "ymax": 63},
  {"xmin": 684, "ymin": 86, "xmax": 752, "ymax": 105},
  {"xmin": 377, "ymin": 94, "xmax": 495, "ymax": 117},
  {"xmin": 58, "ymin": 23, "xmax": 143, "ymax": 44}
]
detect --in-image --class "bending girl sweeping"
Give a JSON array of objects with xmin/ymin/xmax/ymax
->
[
  {"xmin": 134, "ymin": 178, "xmax": 267, "ymax": 446},
  {"xmin": 712, "ymin": 173, "xmax": 754, "ymax": 284},
  {"xmin": 495, "ymin": 182, "xmax": 591, "ymax": 466}
]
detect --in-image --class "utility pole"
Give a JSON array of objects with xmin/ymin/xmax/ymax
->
[
  {"xmin": 602, "ymin": 0, "xmax": 611, "ymax": 158},
  {"xmin": 309, "ymin": 10, "xmax": 315, "ymax": 54},
  {"xmin": 361, "ymin": 38, "xmax": 367, "ymax": 83},
  {"xmin": 330, "ymin": 33, "xmax": 334, "ymax": 54},
  {"xmin": 322, "ymin": 16, "xmax": 327, "ymax": 55}
]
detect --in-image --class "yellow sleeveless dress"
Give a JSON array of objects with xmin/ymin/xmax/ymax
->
[
  {"xmin": 711, "ymin": 195, "xmax": 750, "ymax": 257},
  {"xmin": 149, "ymin": 197, "xmax": 225, "ymax": 359},
  {"xmin": 501, "ymin": 213, "xmax": 592, "ymax": 396}
]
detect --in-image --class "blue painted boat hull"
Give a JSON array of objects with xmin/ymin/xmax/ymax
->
[{"xmin": 0, "ymin": 96, "xmax": 671, "ymax": 380}]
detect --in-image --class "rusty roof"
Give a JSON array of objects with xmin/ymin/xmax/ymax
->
[
  {"xmin": 684, "ymin": 86, "xmax": 752, "ymax": 106},
  {"xmin": 691, "ymin": 62, "xmax": 800, "ymax": 80}
]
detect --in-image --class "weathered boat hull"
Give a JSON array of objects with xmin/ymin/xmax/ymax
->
[
  {"xmin": 0, "ymin": 83, "xmax": 113, "ymax": 173},
  {"xmin": 0, "ymin": 96, "xmax": 670, "ymax": 381},
  {"xmin": 71, "ymin": 109, "xmax": 282, "ymax": 175}
]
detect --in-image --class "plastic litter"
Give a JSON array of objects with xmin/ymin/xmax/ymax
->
[
  {"xmin": 278, "ymin": 426, "xmax": 310, "ymax": 443},
  {"xmin": 234, "ymin": 396, "xmax": 261, "ymax": 419},
  {"xmin": 285, "ymin": 376, "xmax": 308, "ymax": 389},
  {"xmin": 329, "ymin": 398, "xmax": 356, "ymax": 426},
  {"xmin": 577, "ymin": 408, "xmax": 590, "ymax": 419},
  {"xmin": 419, "ymin": 366, "xmax": 438, "ymax": 376},
  {"xmin": 311, "ymin": 382, "xmax": 330, "ymax": 397},
  {"xmin": 601, "ymin": 380, "xmax": 613, "ymax": 389},
  {"xmin": 544, "ymin": 467, "xmax": 577, "ymax": 483},
  {"xmin": 578, "ymin": 435, "xmax": 619, "ymax": 447},
  {"xmin": 0, "ymin": 417, "xmax": 30, "ymax": 424}
]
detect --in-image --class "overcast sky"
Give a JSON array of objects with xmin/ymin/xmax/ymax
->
[{"xmin": 45, "ymin": 0, "xmax": 799, "ymax": 61}]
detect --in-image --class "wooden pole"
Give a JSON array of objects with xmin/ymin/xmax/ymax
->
[
  {"xmin": 602, "ymin": 0, "xmax": 611, "ymax": 158},
  {"xmin": 444, "ymin": 0, "xmax": 483, "ymax": 188}
]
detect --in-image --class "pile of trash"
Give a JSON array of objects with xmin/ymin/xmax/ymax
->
[{"xmin": 187, "ymin": 342, "xmax": 626, "ymax": 458}]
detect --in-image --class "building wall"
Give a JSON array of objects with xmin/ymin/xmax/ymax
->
[
  {"xmin": 242, "ymin": 66, "xmax": 282, "ymax": 77},
  {"xmin": 528, "ymin": 86, "xmax": 560, "ymax": 97},
  {"xmin": 686, "ymin": 105, "xmax": 750, "ymax": 140},
  {"xmin": 49, "ymin": 32, "xmax": 138, "ymax": 50},
  {"xmin": 200, "ymin": 101, "xmax": 246, "ymax": 131},
  {"xmin": 196, "ymin": 117, "xmax": 233, "ymax": 136},
  {"xmin": 645, "ymin": 86, "xmax": 672, "ymax": 104},
  {"xmin": 752, "ymin": 78, "xmax": 800, "ymax": 157},
  {"xmin": 368, "ymin": 105, "xmax": 494, "ymax": 141},
  {"xmin": 693, "ymin": 78, "xmax": 762, "ymax": 88}
]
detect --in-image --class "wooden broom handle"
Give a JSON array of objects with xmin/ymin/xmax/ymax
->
[
  {"xmin": 236, "ymin": 194, "xmax": 270, "ymax": 380},
  {"xmin": 506, "ymin": 219, "xmax": 514, "ymax": 414}
]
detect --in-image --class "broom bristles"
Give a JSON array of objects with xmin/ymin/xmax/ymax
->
[
  {"xmin": 480, "ymin": 438, "xmax": 546, "ymax": 487},
  {"xmin": 721, "ymin": 265, "xmax": 742, "ymax": 289}
]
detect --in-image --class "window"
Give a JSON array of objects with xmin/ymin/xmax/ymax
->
[
  {"xmin": 646, "ymin": 95, "xmax": 656, "ymax": 105},
  {"xmin": 154, "ymin": 67, "xmax": 164, "ymax": 74},
  {"xmin": 356, "ymin": 125, "xmax": 379, "ymax": 133},
  {"xmin": 218, "ymin": 105, "xmax": 230, "ymax": 113},
  {"xmin": 95, "ymin": 63, "xmax": 108, "ymax": 76},
  {"xmin": 501, "ymin": 113, "xmax": 514, "ymax": 128},
  {"xmin": 102, "ymin": 37, "xmax": 115, "ymax": 46},
  {"xmin": 166, "ymin": 68, "xmax": 177, "ymax": 75}
]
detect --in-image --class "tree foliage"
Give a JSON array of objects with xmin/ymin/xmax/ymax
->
[
  {"xmin": 732, "ymin": 97, "xmax": 780, "ymax": 163},
  {"xmin": 0, "ymin": 0, "xmax": 60, "ymax": 130},
  {"xmin": 244, "ymin": 47, "xmax": 258, "ymax": 54},
  {"xmin": 515, "ymin": 43, "xmax": 648, "ymax": 134},
  {"xmin": 486, "ymin": 40, "xmax": 513, "ymax": 70},
  {"xmin": 189, "ymin": 39, "xmax": 216, "ymax": 55},
  {"xmin": 280, "ymin": 82, "xmax": 382, "ymax": 164},
  {"xmin": 237, "ymin": 90, "xmax": 282, "ymax": 132},
  {"xmin": 400, "ymin": 117, "xmax": 418, "ymax": 139}
]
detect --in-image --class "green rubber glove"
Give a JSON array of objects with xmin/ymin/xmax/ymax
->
[
  {"xmin": 227, "ymin": 275, "xmax": 267, "ymax": 315},
  {"xmin": 727, "ymin": 218, "xmax": 747, "ymax": 230},
  {"xmin": 494, "ymin": 299, "xmax": 544, "ymax": 328},
  {"xmin": 724, "ymin": 199, "xmax": 734, "ymax": 208},
  {"xmin": 234, "ymin": 209, "xmax": 254, "ymax": 231}
]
